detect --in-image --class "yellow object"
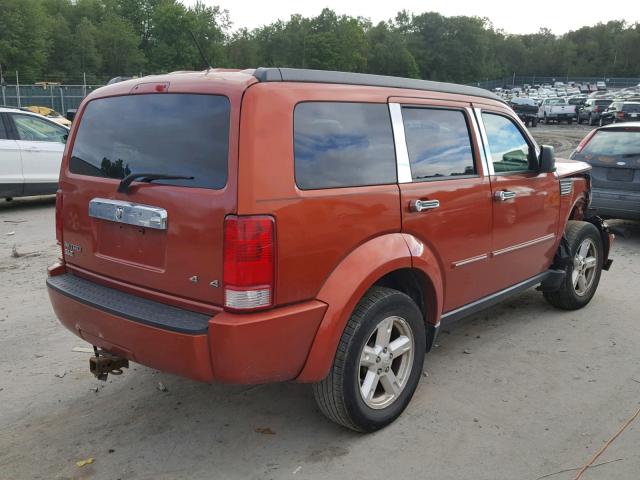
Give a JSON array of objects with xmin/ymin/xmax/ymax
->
[
  {"xmin": 23, "ymin": 106, "xmax": 72, "ymax": 127},
  {"xmin": 75, "ymin": 458, "xmax": 94, "ymax": 467}
]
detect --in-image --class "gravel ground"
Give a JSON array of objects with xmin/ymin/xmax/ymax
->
[
  {"xmin": 1, "ymin": 124, "xmax": 639, "ymax": 480},
  {"xmin": 530, "ymin": 122, "xmax": 595, "ymax": 157}
]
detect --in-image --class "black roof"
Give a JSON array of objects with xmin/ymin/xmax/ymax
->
[{"xmin": 253, "ymin": 67, "xmax": 503, "ymax": 103}]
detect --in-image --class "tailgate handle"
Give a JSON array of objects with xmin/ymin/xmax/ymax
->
[{"xmin": 88, "ymin": 198, "xmax": 168, "ymax": 230}]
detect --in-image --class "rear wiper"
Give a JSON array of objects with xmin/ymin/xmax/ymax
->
[{"xmin": 117, "ymin": 172, "xmax": 194, "ymax": 194}]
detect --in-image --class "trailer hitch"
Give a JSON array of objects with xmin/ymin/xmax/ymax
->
[{"xmin": 90, "ymin": 347, "xmax": 129, "ymax": 381}]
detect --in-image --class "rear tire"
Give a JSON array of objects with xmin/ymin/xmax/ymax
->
[
  {"xmin": 531, "ymin": 117, "xmax": 538, "ymax": 127},
  {"xmin": 588, "ymin": 115, "xmax": 594, "ymax": 126},
  {"xmin": 313, "ymin": 287, "xmax": 426, "ymax": 432},
  {"xmin": 544, "ymin": 221, "xmax": 603, "ymax": 310}
]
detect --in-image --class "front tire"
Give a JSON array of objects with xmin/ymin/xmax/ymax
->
[
  {"xmin": 544, "ymin": 221, "xmax": 603, "ymax": 310},
  {"xmin": 313, "ymin": 287, "xmax": 426, "ymax": 432}
]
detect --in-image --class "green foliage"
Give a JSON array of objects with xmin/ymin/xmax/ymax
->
[{"xmin": 0, "ymin": 1, "xmax": 638, "ymax": 84}]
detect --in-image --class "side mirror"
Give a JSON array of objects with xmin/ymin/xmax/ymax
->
[
  {"xmin": 539, "ymin": 145, "xmax": 556, "ymax": 173},
  {"xmin": 66, "ymin": 109, "xmax": 77, "ymax": 122}
]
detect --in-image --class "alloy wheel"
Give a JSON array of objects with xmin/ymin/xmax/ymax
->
[
  {"xmin": 572, "ymin": 238, "xmax": 598, "ymax": 296},
  {"xmin": 358, "ymin": 316, "xmax": 415, "ymax": 409}
]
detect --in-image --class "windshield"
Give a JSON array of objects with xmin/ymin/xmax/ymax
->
[
  {"xmin": 579, "ymin": 130, "xmax": 640, "ymax": 158},
  {"xmin": 70, "ymin": 94, "xmax": 230, "ymax": 189}
]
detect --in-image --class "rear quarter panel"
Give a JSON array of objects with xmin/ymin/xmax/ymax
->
[{"xmin": 237, "ymin": 83, "xmax": 403, "ymax": 305}]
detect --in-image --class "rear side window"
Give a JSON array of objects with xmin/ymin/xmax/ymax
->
[
  {"xmin": 70, "ymin": 94, "xmax": 230, "ymax": 189},
  {"xmin": 294, "ymin": 102, "xmax": 396, "ymax": 189},
  {"xmin": 402, "ymin": 107, "xmax": 475, "ymax": 180}
]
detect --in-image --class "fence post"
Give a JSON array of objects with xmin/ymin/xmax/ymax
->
[
  {"xmin": 59, "ymin": 87, "xmax": 65, "ymax": 114},
  {"xmin": 16, "ymin": 71, "xmax": 21, "ymax": 107}
]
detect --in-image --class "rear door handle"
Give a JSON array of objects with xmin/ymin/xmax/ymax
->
[
  {"xmin": 409, "ymin": 199, "xmax": 440, "ymax": 212},
  {"xmin": 494, "ymin": 190, "xmax": 517, "ymax": 201}
]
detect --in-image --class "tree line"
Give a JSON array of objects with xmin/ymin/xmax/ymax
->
[{"xmin": 1, "ymin": 0, "xmax": 638, "ymax": 85}]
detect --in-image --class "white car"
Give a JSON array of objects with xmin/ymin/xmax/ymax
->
[{"xmin": 0, "ymin": 107, "xmax": 69, "ymax": 200}]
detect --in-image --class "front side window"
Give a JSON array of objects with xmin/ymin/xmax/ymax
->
[
  {"xmin": 12, "ymin": 114, "xmax": 67, "ymax": 143},
  {"xmin": 402, "ymin": 107, "xmax": 475, "ymax": 180},
  {"xmin": 294, "ymin": 102, "xmax": 396, "ymax": 189},
  {"xmin": 482, "ymin": 113, "xmax": 533, "ymax": 173},
  {"xmin": 0, "ymin": 116, "xmax": 7, "ymax": 139}
]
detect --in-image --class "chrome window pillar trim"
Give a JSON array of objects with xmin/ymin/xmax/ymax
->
[
  {"xmin": 388, "ymin": 102, "xmax": 413, "ymax": 183},
  {"xmin": 473, "ymin": 107, "xmax": 495, "ymax": 176},
  {"xmin": 467, "ymin": 107, "xmax": 490, "ymax": 177}
]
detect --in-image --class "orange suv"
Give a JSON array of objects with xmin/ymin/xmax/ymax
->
[{"xmin": 47, "ymin": 68, "xmax": 613, "ymax": 431}]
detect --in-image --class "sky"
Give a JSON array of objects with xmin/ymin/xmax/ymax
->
[{"xmin": 185, "ymin": 0, "xmax": 639, "ymax": 34}]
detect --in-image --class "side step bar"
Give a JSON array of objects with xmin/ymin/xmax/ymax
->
[{"xmin": 426, "ymin": 269, "xmax": 565, "ymax": 351}]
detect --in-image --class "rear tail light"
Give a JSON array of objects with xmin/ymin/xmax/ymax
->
[
  {"xmin": 575, "ymin": 129, "xmax": 597, "ymax": 154},
  {"xmin": 223, "ymin": 215, "xmax": 275, "ymax": 311},
  {"xmin": 594, "ymin": 106, "xmax": 600, "ymax": 113},
  {"xmin": 55, "ymin": 189, "xmax": 64, "ymax": 256},
  {"xmin": 617, "ymin": 112, "xmax": 625, "ymax": 119}
]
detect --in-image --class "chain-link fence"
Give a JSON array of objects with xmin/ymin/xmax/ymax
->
[
  {"xmin": 472, "ymin": 75, "xmax": 640, "ymax": 90},
  {"xmin": 1, "ymin": 84, "xmax": 105, "ymax": 114}
]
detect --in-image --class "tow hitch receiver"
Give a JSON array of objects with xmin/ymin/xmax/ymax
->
[{"xmin": 90, "ymin": 348, "xmax": 129, "ymax": 381}]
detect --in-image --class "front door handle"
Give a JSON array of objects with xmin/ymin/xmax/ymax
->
[
  {"xmin": 494, "ymin": 190, "xmax": 517, "ymax": 201},
  {"xmin": 409, "ymin": 199, "xmax": 440, "ymax": 212}
]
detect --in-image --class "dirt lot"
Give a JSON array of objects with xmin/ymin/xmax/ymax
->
[{"xmin": 1, "ymin": 124, "xmax": 639, "ymax": 480}]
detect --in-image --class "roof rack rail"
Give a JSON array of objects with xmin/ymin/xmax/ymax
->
[{"xmin": 252, "ymin": 67, "xmax": 503, "ymax": 102}]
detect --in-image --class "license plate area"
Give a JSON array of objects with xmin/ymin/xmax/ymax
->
[
  {"xmin": 607, "ymin": 168, "xmax": 634, "ymax": 182},
  {"xmin": 93, "ymin": 221, "xmax": 167, "ymax": 271}
]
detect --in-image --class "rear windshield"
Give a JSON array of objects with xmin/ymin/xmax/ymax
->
[
  {"xmin": 622, "ymin": 104, "xmax": 640, "ymax": 113},
  {"xmin": 580, "ymin": 130, "xmax": 640, "ymax": 157},
  {"xmin": 70, "ymin": 94, "xmax": 230, "ymax": 189},
  {"xmin": 595, "ymin": 100, "xmax": 613, "ymax": 106},
  {"xmin": 547, "ymin": 98, "xmax": 567, "ymax": 105}
]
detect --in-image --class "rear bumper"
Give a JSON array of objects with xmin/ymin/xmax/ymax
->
[
  {"xmin": 591, "ymin": 188, "xmax": 640, "ymax": 220},
  {"xmin": 47, "ymin": 270, "xmax": 327, "ymax": 384},
  {"xmin": 545, "ymin": 113, "xmax": 575, "ymax": 119}
]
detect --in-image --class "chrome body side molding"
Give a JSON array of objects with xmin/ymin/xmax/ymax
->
[
  {"xmin": 492, "ymin": 233, "xmax": 555, "ymax": 257},
  {"xmin": 452, "ymin": 254, "xmax": 489, "ymax": 268}
]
